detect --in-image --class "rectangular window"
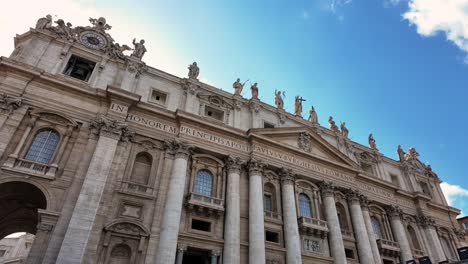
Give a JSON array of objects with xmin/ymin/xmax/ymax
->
[
  {"xmin": 265, "ymin": 231, "xmax": 280, "ymax": 243},
  {"xmin": 464, "ymin": 222, "xmax": 468, "ymax": 229},
  {"xmin": 63, "ymin": 55, "xmax": 96, "ymax": 81},
  {"xmin": 204, "ymin": 105, "xmax": 224, "ymax": 121},
  {"xmin": 149, "ymin": 89, "xmax": 168, "ymax": 106},
  {"xmin": 263, "ymin": 121, "xmax": 275, "ymax": 128},
  {"xmin": 0, "ymin": 249, "xmax": 6, "ymax": 257},
  {"xmin": 191, "ymin": 219, "xmax": 211, "ymax": 232},
  {"xmin": 264, "ymin": 194, "xmax": 273, "ymax": 212},
  {"xmin": 390, "ymin": 174, "xmax": 399, "ymax": 186},
  {"xmin": 361, "ymin": 163, "xmax": 373, "ymax": 174},
  {"xmin": 345, "ymin": 248, "xmax": 354, "ymax": 259}
]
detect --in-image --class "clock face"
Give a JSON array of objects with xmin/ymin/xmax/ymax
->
[{"xmin": 80, "ymin": 32, "xmax": 107, "ymax": 50}]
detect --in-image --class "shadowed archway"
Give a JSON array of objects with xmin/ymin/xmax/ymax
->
[{"xmin": 0, "ymin": 181, "xmax": 47, "ymax": 239}]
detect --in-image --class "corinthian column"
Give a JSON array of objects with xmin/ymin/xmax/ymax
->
[
  {"xmin": 320, "ymin": 182, "xmax": 347, "ymax": 264},
  {"xmin": 386, "ymin": 205, "xmax": 413, "ymax": 263},
  {"xmin": 417, "ymin": 215, "xmax": 446, "ymax": 263},
  {"xmin": 57, "ymin": 116, "xmax": 133, "ymax": 264},
  {"xmin": 279, "ymin": 168, "xmax": 302, "ymax": 264},
  {"xmin": 347, "ymin": 191, "xmax": 374, "ymax": 264},
  {"xmin": 155, "ymin": 141, "xmax": 192, "ymax": 264},
  {"xmin": 223, "ymin": 156, "xmax": 243, "ymax": 264},
  {"xmin": 360, "ymin": 196, "xmax": 382, "ymax": 264},
  {"xmin": 248, "ymin": 159, "xmax": 265, "ymax": 264}
]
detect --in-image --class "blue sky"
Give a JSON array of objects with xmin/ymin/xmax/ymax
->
[{"xmin": 1, "ymin": 0, "xmax": 468, "ymax": 216}]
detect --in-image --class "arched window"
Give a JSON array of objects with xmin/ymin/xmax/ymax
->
[
  {"xmin": 194, "ymin": 170, "xmax": 213, "ymax": 196},
  {"xmin": 407, "ymin": 225, "xmax": 421, "ymax": 250},
  {"xmin": 371, "ymin": 216, "xmax": 384, "ymax": 239},
  {"xmin": 24, "ymin": 128, "xmax": 60, "ymax": 164},
  {"xmin": 110, "ymin": 243, "xmax": 131, "ymax": 264},
  {"xmin": 336, "ymin": 203, "xmax": 348, "ymax": 230},
  {"xmin": 264, "ymin": 183, "xmax": 276, "ymax": 213},
  {"xmin": 130, "ymin": 152, "xmax": 152, "ymax": 185},
  {"xmin": 299, "ymin": 193, "xmax": 313, "ymax": 218},
  {"xmin": 441, "ymin": 236, "xmax": 456, "ymax": 260}
]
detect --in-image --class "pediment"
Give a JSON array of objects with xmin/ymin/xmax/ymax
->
[{"xmin": 250, "ymin": 127, "xmax": 359, "ymax": 169}]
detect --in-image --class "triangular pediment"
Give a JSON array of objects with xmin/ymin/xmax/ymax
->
[{"xmin": 249, "ymin": 127, "xmax": 359, "ymax": 169}]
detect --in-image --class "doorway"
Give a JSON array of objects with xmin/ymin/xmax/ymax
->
[{"xmin": 182, "ymin": 248, "xmax": 211, "ymax": 264}]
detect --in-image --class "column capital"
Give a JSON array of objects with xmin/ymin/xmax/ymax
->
[
  {"xmin": 360, "ymin": 195, "xmax": 370, "ymax": 209},
  {"xmin": 90, "ymin": 114, "xmax": 134, "ymax": 141},
  {"xmin": 247, "ymin": 159, "xmax": 265, "ymax": 175},
  {"xmin": 385, "ymin": 205, "xmax": 403, "ymax": 219},
  {"xmin": 319, "ymin": 181, "xmax": 335, "ymax": 197},
  {"xmin": 164, "ymin": 140, "xmax": 193, "ymax": 159},
  {"xmin": 279, "ymin": 167, "xmax": 295, "ymax": 185},
  {"xmin": 225, "ymin": 156, "xmax": 244, "ymax": 173},
  {"xmin": 346, "ymin": 189, "xmax": 362, "ymax": 205},
  {"xmin": 415, "ymin": 213, "xmax": 436, "ymax": 227}
]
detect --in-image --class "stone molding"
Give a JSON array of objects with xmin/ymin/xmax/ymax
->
[
  {"xmin": 385, "ymin": 205, "xmax": 403, "ymax": 219},
  {"xmin": 90, "ymin": 115, "xmax": 134, "ymax": 141},
  {"xmin": 279, "ymin": 167, "xmax": 295, "ymax": 185},
  {"xmin": 164, "ymin": 140, "xmax": 193, "ymax": 159},
  {"xmin": 247, "ymin": 159, "xmax": 265, "ymax": 175},
  {"xmin": 225, "ymin": 156, "xmax": 243, "ymax": 173},
  {"xmin": 319, "ymin": 181, "xmax": 335, "ymax": 197}
]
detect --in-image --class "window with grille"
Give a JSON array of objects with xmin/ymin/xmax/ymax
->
[
  {"xmin": 194, "ymin": 170, "xmax": 213, "ymax": 196},
  {"xmin": 24, "ymin": 128, "xmax": 60, "ymax": 164},
  {"xmin": 264, "ymin": 194, "xmax": 273, "ymax": 212},
  {"xmin": 299, "ymin": 193, "xmax": 312, "ymax": 218},
  {"xmin": 371, "ymin": 216, "xmax": 384, "ymax": 239}
]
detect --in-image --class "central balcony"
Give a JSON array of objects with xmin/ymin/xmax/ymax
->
[
  {"xmin": 298, "ymin": 216, "xmax": 328, "ymax": 237},
  {"xmin": 377, "ymin": 238, "xmax": 400, "ymax": 257},
  {"xmin": 186, "ymin": 192, "xmax": 224, "ymax": 217}
]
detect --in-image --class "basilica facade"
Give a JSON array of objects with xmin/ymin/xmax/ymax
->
[{"xmin": 0, "ymin": 15, "xmax": 466, "ymax": 264}]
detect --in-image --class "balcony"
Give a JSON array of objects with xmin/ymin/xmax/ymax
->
[
  {"xmin": 412, "ymin": 248, "xmax": 424, "ymax": 257},
  {"xmin": 341, "ymin": 229, "xmax": 355, "ymax": 240},
  {"xmin": 264, "ymin": 210, "xmax": 282, "ymax": 223},
  {"xmin": 298, "ymin": 216, "xmax": 328, "ymax": 237},
  {"xmin": 186, "ymin": 192, "xmax": 224, "ymax": 217},
  {"xmin": 119, "ymin": 180, "xmax": 154, "ymax": 198},
  {"xmin": 377, "ymin": 238, "xmax": 400, "ymax": 257},
  {"xmin": 2, "ymin": 157, "xmax": 57, "ymax": 179}
]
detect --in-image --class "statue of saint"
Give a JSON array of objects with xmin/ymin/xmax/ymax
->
[
  {"xmin": 188, "ymin": 62, "xmax": 199, "ymax": 79},
  {"xmin": 36, "ymin": 15, "xmax": 52, "ymax": 30},
  {"xmin": 132, "ymin": 39, "xmax": 147, "ymax": 59},
  {"xmin": 397, "ymin": 145, "xmax": 405, "ymax": 161},
  {"xmin": 328, "ymin": 116, "xmax": 339, "ymax": 132},
  {"xmin": 274, "ymin": 90, "xmax": 284, "ymax": 110},
  {"xmin": 233, "ymin": 78, "xmax": 248, "ymax": 96},
  {"xmin": 294, "ymin": 96, "xmax": 305, "ymax": 117},
  {"xmin": 54, "ymin": 19, "xmax": 73, "ymax": 39},
  {"xmin": 405, "ymin": 147, "xmax": 419, "ymax": 161},
  {"xmin": 250, "ymin": 82, "xmax": 259, "ymax": 99},
  {"xmin": 368, "ymin": 133, "xmax": 378, "ymax": 150},
  {"xmin": 308, "ymin": 106, "xmax": 318, "ymax": 123},
  {"xmin": 340, "ymin": 122, "xmax": 349, "ymax": 138}
]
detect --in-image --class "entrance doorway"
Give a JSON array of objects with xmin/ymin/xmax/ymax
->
[{"xmin": 182, "ymin": 248, "xmax": 211, "ymax": 264}]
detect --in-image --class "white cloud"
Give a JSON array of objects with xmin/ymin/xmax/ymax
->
[
  {"xmin": 0, "ymin": 0, "xmax": 186, "ymax": 77},
  {"xmin": 402, "ymin": 0, "xmax": 468, "ymax": 58},
  {"xmin": 440, "ymin": 182, "xmax": 468, "ymax": 206},
  {"xmin": 328, "ymin": 0, "xmax": 353, "ymax": 13}
]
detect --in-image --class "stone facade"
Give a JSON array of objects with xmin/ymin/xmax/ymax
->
[{"xmin": 0, "ymin": 15, "xmax": 465, "ymax": 264}]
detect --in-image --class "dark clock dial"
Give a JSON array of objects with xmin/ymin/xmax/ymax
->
[{"xmin": 80, "ymin": 32, "xmax": 107, "ymax": 50}]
